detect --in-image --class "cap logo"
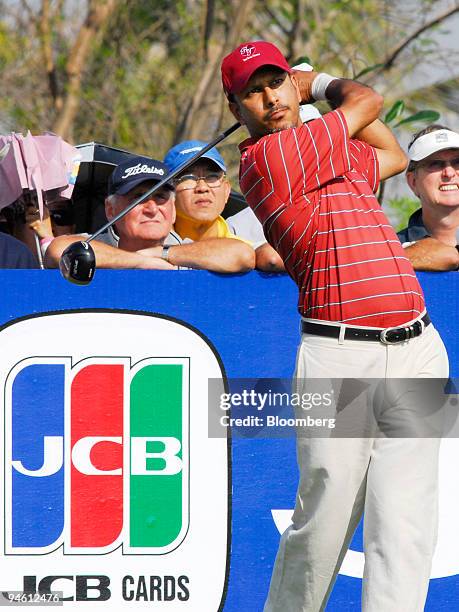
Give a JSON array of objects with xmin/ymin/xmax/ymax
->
[
  {"xmin": 240, "ymin": 44, "xmax": 260, "ymax": 62},
  {"xmin": 180, "ymin": 146, "xmax": 203, "ymax": 155},
  {"xmin": 121, "ymin": 163, "xmax": 165, "ymax": 179},
  {"xmin": 435, "ymin": 132, "xmax": 449, "ymax": 143}
]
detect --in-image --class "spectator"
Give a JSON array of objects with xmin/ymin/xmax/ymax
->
[
  {"xmin": 164, "ymin": 140, "xmax": 256, "ymax": 270},
  {"xmin": 398, "ymin": 125, "xmax": 459, "ymax": 270},
  {"xmin": 28, "ymin": 200, "xmax": 75, "ymax": 261},
  {"xmin": 0, "ymin": 231, "xmax": 38, "ymax": 268},
  {"xmin": 1, "ymin": 198, "xmax": 50, "ymax": 264},
  {"xmin": 45, "ymin": 155, "xmax": 254, "ymax": 272}
]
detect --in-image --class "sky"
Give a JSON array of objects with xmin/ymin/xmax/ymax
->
[{"xmin": 407, "ymin": 5, "xmax": 459, "ymax": 88}]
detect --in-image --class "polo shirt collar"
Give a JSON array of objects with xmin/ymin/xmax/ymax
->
[
  {"xmin": 404, "ymin": 208, "xmax": 429, "ymax": 242},
  {"xmin": 239, "ymin": 137, "xmax": 257, "ymax": 153}
]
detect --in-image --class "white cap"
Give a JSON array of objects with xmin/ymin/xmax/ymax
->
[
  {"xmin": 291, "ymin": 61, "xmax": 314, "ymax": 72},
  {"xmin": 408, "ymin": 129, "xmax": 459, "ymax": 161},
  {"xmin": 300, "ymin": 104, "xmax": 321, "ymax": 123}
]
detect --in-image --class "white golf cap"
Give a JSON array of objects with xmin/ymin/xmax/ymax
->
[
  {"xmin": 408, "ymin": 129, "xmax": 459, "ymax": 161},
  {"xmin": 300, "ymin": 104, "xmax": 321, "ymax": 123}
]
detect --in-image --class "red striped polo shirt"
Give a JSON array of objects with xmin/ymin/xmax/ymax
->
[{"xmin": 239, "ymin": 109, "xmax": 425, "ymax": 327}]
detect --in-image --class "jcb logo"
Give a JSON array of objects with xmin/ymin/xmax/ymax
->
[
  {"xmin": 0, "ymin": 310, "xmax": 229, "ymax": 611},
  {"xmin": 5, "ymin": 357, "xmax": 189, "ymax": 555}
]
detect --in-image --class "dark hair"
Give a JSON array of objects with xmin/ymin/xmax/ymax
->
[{"xmin": 407, "ymin": 124, "xmax": 451, "ymax": 172}]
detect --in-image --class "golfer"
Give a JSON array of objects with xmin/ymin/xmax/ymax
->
[{"xmin": 221, "ymin": 41, "xmax": 449, "ymax": 612}]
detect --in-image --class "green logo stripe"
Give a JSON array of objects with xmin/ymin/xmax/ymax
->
[{"xmin": 130, "ymin": 364, "xmax": 183, "ymax": 547}]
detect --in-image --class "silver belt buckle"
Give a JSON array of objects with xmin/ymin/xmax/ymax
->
[
  {"xmin": 380, "ymin": 325, "xmax": 405, "ymax": 344},
  {"xmin": 380, "ymin": 319, "xmax": 423, "ymax": 344}
]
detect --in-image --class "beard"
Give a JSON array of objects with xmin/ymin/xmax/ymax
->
[{"xmin": 266, "ymin": 122, "xmax": 298, "ymax": 134}]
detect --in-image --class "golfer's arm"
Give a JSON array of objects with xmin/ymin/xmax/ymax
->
[
  {"xmin": 293, "ymin": 71, "xmax": 383, "ymax": 137},
  {"xmin": 167, "ymin": 238, "xmax": 255, "ymax": 273},
  {"xmin": 403, "ymin": 238, "xmax": 459, "ymax": 271},
  {"xmin": 354, "ymin": 119, "xmax": 407, "ymax": 180},
  {"xmin": 324, "ymin": 79, "xmax": 383, "ymax": 138},
  {"xmin": 307, "ymin": 74, "xmax": 405, "ymax": 179},
  {"xmin": 44, "ymin": 235, "xmax": 174, "ymax": 270}
]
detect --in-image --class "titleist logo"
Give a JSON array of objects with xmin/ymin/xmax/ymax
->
[{"xmin": 121, "ymin": 163, "xmax": 165, "ymax": 179}]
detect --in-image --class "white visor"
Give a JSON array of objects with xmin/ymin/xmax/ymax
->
[{"xmin": 408, "ymin": 129, "xmax": 459, "ymax": 161}]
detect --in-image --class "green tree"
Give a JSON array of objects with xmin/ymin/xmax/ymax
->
[
  {"xmin": 0, "ymin": 0, "xmax": 458, "ymax": 169},
  {"xmin": 386, "ymin": 196, "xmax": 420, "ymax": 231}
]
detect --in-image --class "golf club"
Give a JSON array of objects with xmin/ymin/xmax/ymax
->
[{"xmin": 59, "ymin": 122, "xmax": 241, "ymax": 284}]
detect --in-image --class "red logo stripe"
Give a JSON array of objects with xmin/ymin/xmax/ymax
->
[{"xmin": 70, "ymin": 364, "xmax": 124, "ymax": 548}]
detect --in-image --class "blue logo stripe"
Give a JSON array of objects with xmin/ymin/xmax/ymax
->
[{"xmin": 12, "ymin": 364, "xmax": 65, "ymax": 548}]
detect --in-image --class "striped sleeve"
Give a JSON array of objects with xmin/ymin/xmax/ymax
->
[
  {"xmin": 349, "ymin": 139, "xmax": 380, "ymax": 193},
  {"xmin": 295, "ymin": 109, "xmax": 352, "ymax": 192}
]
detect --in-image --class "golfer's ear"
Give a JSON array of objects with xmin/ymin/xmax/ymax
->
[{"xmin": 229, "ymin": 100, "xmax": 245, "ymax": 125}]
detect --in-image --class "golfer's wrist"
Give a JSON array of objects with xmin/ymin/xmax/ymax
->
[
  {"xmin": 311, "ymin": 73, "xmax": 339, "ymax": 101},
  {"xmin": 293, "ymin": 69, "xmax": 318, "ymax": 104}
]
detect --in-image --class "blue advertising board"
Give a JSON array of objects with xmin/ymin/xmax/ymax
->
[{"xmin": 0, "ymin": 270, "xmax": 457, "ymax": 611}]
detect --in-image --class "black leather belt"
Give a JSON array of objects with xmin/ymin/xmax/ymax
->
[{"xmin": 301, "ymin": 313, "xmax": 431, "ymax": 344}]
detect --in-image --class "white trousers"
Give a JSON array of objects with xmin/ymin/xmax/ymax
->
[{"xmin": 264, "ymin": 323, "xmax": 449, "ymax": 612}]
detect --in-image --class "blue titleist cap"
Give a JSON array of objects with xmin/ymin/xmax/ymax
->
[
  {"xmin": 108, "ymin": 155, "xmax": 174, "ymax": 196},
  {"xmin": 164, "ymin": 140, "xmax": 226, "ymax": 173}
]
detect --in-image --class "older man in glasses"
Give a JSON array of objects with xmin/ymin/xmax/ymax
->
[{"xmin": 45, "ymin": 154, "xmax": 254, "ymax": 272}]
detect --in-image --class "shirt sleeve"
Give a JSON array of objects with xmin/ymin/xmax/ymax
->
[
  {"xmin": 348, "ymin": 139, "xmax": 380, "ymax": 193},
  {"xmin": 294, "ymin": 109, "xmax": 352, "ymax": 192},
  {"xmin": 226, "ymin": 209, "xmax": 266, "ymax": 248},
  {"xmin": 0, "ymin": 232, "xmax": 39, "ymax": 269}
]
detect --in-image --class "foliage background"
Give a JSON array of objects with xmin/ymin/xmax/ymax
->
[{"xmin": 1, "ymin": 0, "xmax": 458, "ymax": 224}]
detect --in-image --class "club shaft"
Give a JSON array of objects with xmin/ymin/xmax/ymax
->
[
  {"xmin": 88, "ymin": 122, "xmax": 241, "ymax": 243},
  {"xmin": 34, "ymin": 233, "xmax": 45, "ymax": 270}
]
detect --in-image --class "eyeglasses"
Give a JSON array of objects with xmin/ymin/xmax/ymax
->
[
  {"xmin": 173, "ymin": 172, "xmax": 226, "ymax": 190},
  {"xmin": 418, "ymin": 157, "xmax": 459, "ymax": 172}
]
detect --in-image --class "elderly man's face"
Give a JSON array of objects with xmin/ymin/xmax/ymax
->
[
  {"xmin": 106, "ymin": 180, "xmax": 175, "ymax": 250},
  {"xmin": 174, "ymin": 160, "xmax": 230, "ymax": 224},
  {"xmin": 229, "ymin": 66, "xmax": 302, "ymax": 139},
  {"xmin": 407, "ymin": 149, "xmax": 459, "ymax": 209}
]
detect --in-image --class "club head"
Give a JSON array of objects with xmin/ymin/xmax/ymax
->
[{"xmin": 59, "ymin": 241, "xmax": 96, "ymax": 285}]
